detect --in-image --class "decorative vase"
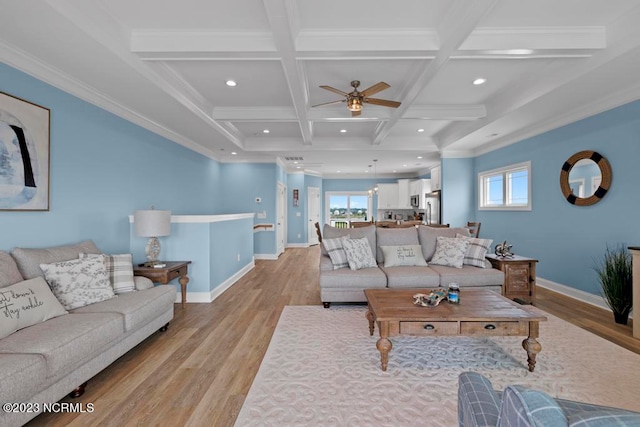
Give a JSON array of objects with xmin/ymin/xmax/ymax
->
[{"xmin": 614, "ymin": 310, "xmax": 630, "ymax": 325}]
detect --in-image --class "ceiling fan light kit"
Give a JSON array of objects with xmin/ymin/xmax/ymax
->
[{"xmin": 314, "ymin": 80, "xmax": 400, "ymax": 117}]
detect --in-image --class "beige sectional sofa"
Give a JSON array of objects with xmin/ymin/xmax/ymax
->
[
  {"xmin": 0, "ymin": 240, "xmax": 176, "ymax": 427},
  {"xmin": 319, "ymin": 224, "xmax": 504, "ymax": 307}
]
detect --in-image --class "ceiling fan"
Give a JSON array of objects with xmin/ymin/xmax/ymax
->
[{"xmin": 312, "ymin": 80, "xmax": 401, "ymax": 117}]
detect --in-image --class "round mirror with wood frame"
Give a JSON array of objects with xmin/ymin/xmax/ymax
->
[{"xmin": 560, "ymin": 150, "xmax": 611, "ymax": 206}]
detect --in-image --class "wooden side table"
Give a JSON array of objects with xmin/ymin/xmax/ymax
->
[
  {"xmin": 485, "ymin": 254, "xmax": 538, "ymax": 304},
  {"xmin": 134, "ymin": 261, "xmax": 191, "ymax": 308}
]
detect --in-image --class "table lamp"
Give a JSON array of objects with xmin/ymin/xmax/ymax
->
[{"xmin": 134, "ymin": 208, "xmax": 171, "ymax": 267}]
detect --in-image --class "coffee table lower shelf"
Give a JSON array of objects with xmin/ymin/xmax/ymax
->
[{"xmin": 364, "ymin": 288, "xmax": 547, "ymax": 372}]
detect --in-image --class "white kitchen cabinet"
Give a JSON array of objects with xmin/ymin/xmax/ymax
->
[
  {"xmin": 376, "ymin": 183, "xmax": 398, "ymax": 209},
  {"xmin": 431, "ymin": 165, "xmax": 441, "ymax": 191},
  {"xmin": 397, "ymin": 179, "xmax": 412, "ymax": 209}
]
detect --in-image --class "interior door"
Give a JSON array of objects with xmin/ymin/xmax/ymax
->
[
  {"xmin": 307, "ymin": 186, "xmax": 320, "ymax": 245},
  {"xmin": 277, "ymin": 182, "xmax": 286, "ymax": 256}
]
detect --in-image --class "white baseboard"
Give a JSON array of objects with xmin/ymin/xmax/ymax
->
[
  {"xmin": 536, "ymin": 277, "xmax": 610, "ymax": 311},
  {"xmin": 254, "ymin": 253, "xmax": 279, "ymax": 260},
  {"xmin": 286, "ymin": 243, "xmax": 310, "ymax": 248},
  {"xmin": 178, "ymin": 259, "xmax": 255, "ymax": 304}
]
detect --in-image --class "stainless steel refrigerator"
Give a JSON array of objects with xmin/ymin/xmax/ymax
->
[{"xmin": 424, "ymin": 190, "xmax": 441, "ymax": 225}]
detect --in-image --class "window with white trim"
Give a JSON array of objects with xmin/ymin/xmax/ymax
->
[{"xmin": 478, "ymin": 161, "xmax": 531, "ymax": 210}]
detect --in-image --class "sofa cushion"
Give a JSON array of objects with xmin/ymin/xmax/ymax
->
[
  {"xmin": 341, "ymin": 236, "xmax": 377, "ymax": 270},
  {"xmin": 376, "ymin": 227, "xmax": 419, "ymax": 263},
  {"xmin": 11, "ymin": 240, "xmax": 101, "ymax": 279},
  {"xmin": 0, "ymin": 354, "xmax": 47, "ymax": 405},
  {"xmin": 430, "ymin": 264, "xmax": 504, "ymax": 287},
  {"xmin": 0, "ymin": 250, "xmax": 23, "ymax": 288},
  {"xmin": 430, "ymin": 236, "xmax": 469, "ymax": 268},
  {"xmin": 456, "ymin": 234, "xmax": 494, "ymax": 268},
  {"xmin": 497, "ymin": 385, "xmax": 568, "ymax": 427},
  {"xmin": 72, "ymin": 285, "xmax": 176, "ymax": 331},
  {"xmin": 417, "ymin": 226, "xmax": 470, "ymax": 261},
  {"xmin": 568, "ymin": 409, "xmax": 640, "ymax": 426},
  {"xmin": 80, "ymin": 252, "xmax": 136, "ymax": 294},
  {"xmin": 0, "ymin": 277, "xmax": 68, "ymax": 339},
  {"xmin": 0, "ymin": 312, "xmax": 123, "ymax": 382},
  {"xmin": 322, "ymin": 224, "xmax": 376, "ymax": 258},
  {"xmin": 380, "ymin": 245, "xmax": 427, "ymax": 267},
  {"xmin": 40, "ymin": 256, "xmax": 116, "ymax": 310},
  {"xmin": 322, "ymin": 237, "xmax": 349, "ymax": 270},
  {"xmin": 319, "ymin": 266, "xmax": 387, "ymax": 289},
  {"xmin": 380, "ymin": 266, "xmax": 440, "ymax": 288}
]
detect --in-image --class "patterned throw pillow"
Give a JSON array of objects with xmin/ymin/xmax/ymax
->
[
  {"xmin": 456, "ymin": 234, "xmax": 493, "ymax": 268},
  {"xmin": 80, "ymin": 253, "xmax": 136, "ymax": 293},
  {"xmin": 0, "ymin": 277, "xmax": 68, "ymax": 339},
  {"xmin": 380, "ymin": 245, "xmax": 428, "ymax": 267},
  {"xmin": 322, "ymin": 237, "xmax": 349, "ymax": 270},
  {"xmin": 40, "ymin": 256, "xmax": 116, "ymax": 310},
  {"xmin": 341, "ymin": 236, "xmax": 377, "ymax": 270},
  {"xmin": 429, "ymin": 236, "xmax": 469, "ymax": 269}
]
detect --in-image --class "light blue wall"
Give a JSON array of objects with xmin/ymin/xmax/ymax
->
[
  {"xmin": 0, "ymin": 63, "xmax": 220, "ymax": 254},
  {"xmin": 220, "ymin": 163, "xmax": 276, "ymax": 255},
  {"xmin": 442, "ymin": 157, "xmax": 474, "ymax": 227},
  {"xmin": 475, "ymin": 99, "xmax": 640, "ymax": 295}
]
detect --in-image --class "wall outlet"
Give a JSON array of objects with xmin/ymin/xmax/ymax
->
[
  {"xmin": 257, "ymin": 211, "xmax": 267, "ymax": 219},
  {"xmin": 237, "ymin": 253, "xmax": 240, "ymax": 262},
  {"xmin": 297, "ymin": 233, "xmax": 301, "ymax": 238}
]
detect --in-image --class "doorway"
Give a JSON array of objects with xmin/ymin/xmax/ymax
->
[{"xmin": 307, "ymin": 186, "xmax": 320, "ymax": 245}]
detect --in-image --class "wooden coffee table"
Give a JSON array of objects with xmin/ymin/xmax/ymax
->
[{"xmin": 365, "ymin": 288, "xmax": 547, "ymax": 372}]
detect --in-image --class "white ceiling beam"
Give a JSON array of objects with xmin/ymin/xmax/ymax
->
[
  {"xmin": 404, "ymin": 105, "xmax": 486, "ymax": 120},
  {"xmin": 436, "ymin": 6, "xmax": 640, "ymax": 151},
  {"xmin": 296, "ymin": 29, "xmax": 439, "ymax": 52},
  {"xmin": 213, "ymin": 107, "xmax": 299, "ymax": 121},
  {"xmin": 459, "ymin": 26, "xmax": 606, "ymax": 51},
  {"xmin": 44, "ymin": 0, "xmax": 245, "ymax": 150},
  {"xmin": 262, "ymin": 0, "xmax": 314, "ymax": 145},
  {"xmin": 372, "ymin": 0, "xmax": 501, "ymax": 145},
  {"xmin": 130, "ymin": 30, "xmax": 277, "ymax": 54}
]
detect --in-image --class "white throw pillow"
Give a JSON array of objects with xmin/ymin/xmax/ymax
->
[
  {"xmin": 341, "ymin": 236, "xmax": 377, "ymax": 270},
  {"xmin": 40, "ymin": 256, "xmax": 116, "ymax": 310},
  {"xmin": 429, "ymin": 236, "xmax": 470, "ymax": 269},
  {"xmin": 322, "ymin": 237, "xmax": 349, "ymax": 270},
  {"xmin": 0, "ymin": 277, "xmax": 68, "ymax": 339},
  {"xmin": 380, "ymin": 245, "xmax": 428, "ymax": 267},
  {"xmin": 456, "ymin": 233, "xmax": 493, "ymax": 268},
  {"xmin": 80, "ymin": 252, "xmax": 136, "ymax": 293}
]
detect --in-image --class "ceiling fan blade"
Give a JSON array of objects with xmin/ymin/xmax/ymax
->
[
  {"xmin": 360, "ymin": 82, "xmax": 390, "ymax": 97},
  {"xmin": 351, "ymin": 110, "xmax": 362, "ymax": 117},
  {"xmin": 319, "ymin": 85, "xmax": 349, "ymax": 96},
  {"xmin": 312, "ymin": 99, "xmax": 346, "ymax": 108},
  {"xmin": 364, "ymin": 97, "xmax": 401, "ymax": 108}
]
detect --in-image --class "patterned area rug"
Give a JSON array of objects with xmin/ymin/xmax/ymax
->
[{"xmin": 234, "ymin": 305, "xmax": 640, "ymax": 427}]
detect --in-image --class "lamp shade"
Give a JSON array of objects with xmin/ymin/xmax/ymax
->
[{"xmin": 134, "ymin": 209, "xmax": 171, "ymax": 237}]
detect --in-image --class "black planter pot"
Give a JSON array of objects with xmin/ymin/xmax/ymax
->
[{"xmin": 613, "ymin": 310, "xmax": 630, "ymax": 325}]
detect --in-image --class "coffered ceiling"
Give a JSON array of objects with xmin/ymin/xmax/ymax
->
[{"xmin": 2, "ymin": 0, "xmax": 640, "ymax": 177}]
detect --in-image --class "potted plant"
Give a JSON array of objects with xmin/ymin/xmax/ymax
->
[{"xmin": 594, "ymin": 245, "xmax": 633, "ymax": 324}]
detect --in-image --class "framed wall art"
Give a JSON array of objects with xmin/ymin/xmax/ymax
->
[{"xmin": 0, "ymin": 91, "xmax": 50, "ymax": 211}]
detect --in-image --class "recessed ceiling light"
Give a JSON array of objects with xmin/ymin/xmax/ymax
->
[
  {"xmin": 336, "ymin": 170, "xmax": 341, "ymax": 173},
  {"xmin": 263, "ymin": 129, "xmax": 270, "ymax": 134},
  {"xmin": 293, "ymin": 161, "xmax": 298, "ymax": 164},
  {"xmin": 417, "ymin": 156, "xmax": 423, "ymax": 159},
  {"xmin": 473, "ymin": 78, "xmax": 486, "ymax": 85},
  {"xmin": 403, "ymin": 164, "xmax": 408, "ymax": 167},
  {"xmin": 231, "ymin": 151, "xmax": 237, "ymax": 155},
  {"xmin": 226, "ymin": 80, "xmax": 237, "ymax": 87},
  {"xmin": 296, "ymin": 166, "xmax": 301, "ymax": 169},
  {"xmin": 417, "ymin": 128, "xmax": 425, "ymax": 133},
  {"xmin": 393, "ymin": 170, "xmax": 397, "ymax": 173},
  {"xmin": 340, "ymin": 129, "xmax": 347, "ymax": 133}
]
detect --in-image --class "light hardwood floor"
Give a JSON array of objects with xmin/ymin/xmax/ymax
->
[{"xmin": 28, "ymin": 246, "xmax": 639, "ymax": 426}]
